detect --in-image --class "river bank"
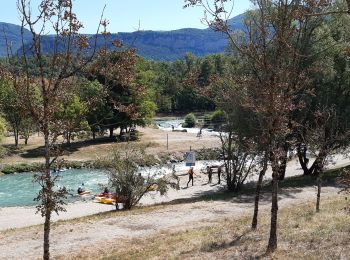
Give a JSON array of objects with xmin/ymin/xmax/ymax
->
[{"xmin": 0, "ymin": 126, "xmax": 221, "ymax": 172}]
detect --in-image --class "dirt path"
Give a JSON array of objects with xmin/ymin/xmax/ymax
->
[{"xmin": 0, "ymin": 184, "xmax": 341, "ymax": 259}]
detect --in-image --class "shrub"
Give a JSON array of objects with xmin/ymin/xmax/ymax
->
[
  {"xmin": 203, "ymin": 113, "xmax": 212, "ymax": 127},
  {"xmin": 211, "ymin": 110, "xmax": 227, "ymax": 125},
  {"xmin": 98, "ymin": 144, "xmax": 179, "ymax": 210},
  {"xmin": 184, "ymin": 113, "xmax": 196, "ymax": 128}
]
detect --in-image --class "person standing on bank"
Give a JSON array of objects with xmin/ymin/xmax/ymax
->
[
  {"xmin": 206, "ymin": 166, "xmax": 212, "ymax": 184},
  {"xmin": 217, "ymin": 166, "xmax": 222, "ymax": 184},
  {"xmin": 187, "ymin": 167, "xmax": 194, "ymax": 187}
]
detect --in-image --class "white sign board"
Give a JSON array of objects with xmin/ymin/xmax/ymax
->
[{"xmin": 185, "ymin": 151, "xmax": 195, "ymax": 166}]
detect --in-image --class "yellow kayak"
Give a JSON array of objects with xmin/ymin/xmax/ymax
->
[
  {"xmin": 148, "ymin": 184, "xmax": 158, "ymax": 191},
  {"xmin": 95, "ymin": 196, "xmax": 115, "ymax": 204}
]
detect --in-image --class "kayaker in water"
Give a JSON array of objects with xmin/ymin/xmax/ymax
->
[
  {"xmin": 77, "ymin": 183, "xmax": 85, "ymax": 194},
  {"xmin": 102, "ymin": 187, "xmax": 109, "ymax": 196}
]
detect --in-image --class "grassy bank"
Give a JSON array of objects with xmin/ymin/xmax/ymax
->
[
  {"xmin": 0, "ymin": 160, "xmax": 96, "ymax": 174},
  {"xmin": 59, "ymin": 195, "xmax": 349, "ymax": 260}
]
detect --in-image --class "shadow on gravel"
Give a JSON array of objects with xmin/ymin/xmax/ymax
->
[{"xmin": 159, "ymin": 166, "xmax": 348, "ymax": 207}]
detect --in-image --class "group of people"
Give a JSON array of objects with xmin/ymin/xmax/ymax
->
[{"xmin": 186, "ymin": 165, "xmax": 223, "ymax": 187}]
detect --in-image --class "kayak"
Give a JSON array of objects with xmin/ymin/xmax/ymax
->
[
  {"xmin": 148, "ymin": 184, "xmax": 158, "ymax": 191},
  {"xmin": 78, "ymin": 191, "xmax": 91, "ymax": 196},
  {"xmin": 95, "ymin": 192, "xmax": 116, "ymax": 199},
  {"xmin": 50, "ymin": 168, "xmax": 67, "ymax": 174},
  {"xmin": 95, "ymin": 196, "xmax": 115, "ymax": 204}
]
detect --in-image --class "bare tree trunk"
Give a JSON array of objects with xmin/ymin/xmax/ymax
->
[
  {"xmin": 316, "ymin": 174, "xmax": 322, "ymax": 212},
  {"xmin": 252, "ymin": 158, "xmax": 268, "ymax": 230},
  {"xmin": 266, "ymin": 172, "xmax": 279, "ymax": 253},
  {"xmin": 24, "ymin": 136, "xmax": 29, "ymax": 145},
  {"xmin": 43, "ymin": 210, "xmax": 51, "ymax": 260},
  {"xmin": 92, "ymin": 131, "xmax": 96, "ymax": 140},
  {"xmin": 109, "ymin": 127, "xmax": 114, "ymax": 138},
  {"xmin": 43, "ymin": 126, "xmax": 52, "ymax": 260},
  {"xmin": 297, "ymin": 144, "xmax": 311, "ymax": 175},
  {"xmin": 278, "ymin": 143, "xmax": 288, "ymax": 180},
  {"xmin": 14, "ymin": 127, "xmax": 19, "ymax": 146}
]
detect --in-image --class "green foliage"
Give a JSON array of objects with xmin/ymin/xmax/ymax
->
[
  {"xmin": 139, "ymin": 100, "xmax": 157, "ymax": 126},
  {"xmin": 184, "ymin": 113, "xmax": 196, "ymax": 128},
  {"xmin": 203, "ymin": 113, "xmax": 212, "ymax": 127},
  {"xmin": 210, "ymin": 110, "xmax": 227, "ymax": 126},
  {"xmin": 0, "ymin": 115, "xmax": 6, "ymax": 142},
  {"xmin": 1, "ymin": 162, "xmax": 42, "ymax": 174},
  {"xmin": 98, "ymin": 144, "xmax": 178, "ymax": 210}
]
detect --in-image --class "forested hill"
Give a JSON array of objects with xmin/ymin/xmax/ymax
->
[
  {"xmin": 0, "ymin": 13, "xmax": 245, "ymax": 61},
  {"xmin": 0, "ymin": 22, "xmax": 32, "ymax": 57}
]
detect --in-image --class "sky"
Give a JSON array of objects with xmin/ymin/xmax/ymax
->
[{"xmin": 0, "ymin": 0, "xmax": 252, "ymax": 33}]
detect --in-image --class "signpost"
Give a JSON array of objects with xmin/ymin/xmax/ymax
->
[{"xmin": 185, "ymin": 151, "xmax": 196, "ymax": 166}]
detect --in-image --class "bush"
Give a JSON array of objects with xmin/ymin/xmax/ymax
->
[
  {"xmin": 184, "ymin": 113, "xmax": 196, "ymax": 128},
  {"xmin": 99, "ymin": 144, "xmax": 179, "ymax": 210},
  {"xmin": 203, "ymin": 113, "xmax": 212, "ymax": 127},
  {"xmin": 211, "ymin": 110, "xmax": 227, "ymax": 124},
  {"xmin": 211, "ymin": 110, "xmax": 227, "ymax": 130},
  {"xmin": 1, "ymin": 163, "xmax": 42, "ymax": 174}
]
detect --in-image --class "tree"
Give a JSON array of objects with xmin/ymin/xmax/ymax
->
[
  {"xmin": 184, "ymin": 113, "xmax": 197, "ymax": 128},
  {"xmin": 185, "ymin": 0, "xmax": 333, "ymax": 253},
  {"xmin": 78, "ymin": 79, "xmax": 107, "ymax": 140},
  {"xmin": 58, "ymin": 94, "xmax": 89, "ymax": 145},
  {"xmin": 0, "ymin": 78, "xmax": 24, "ymax": 146},
  {"xmin": 87, "ymin": 45, "xmax": 156, "ymax": 138},
  {"xmin": 293, "ymin": 11, "xmax": 350, "ymax": 211},
  {"xmin": 0, "ymin": 115, "xmax": 6, "ymax": 141},
  {"xmin": 19, "ymin": 117, "xmax": 36, "ymax": 145},
  {"xmin": 98, "ymin": 144, "xmax": 179, "ymax": 210},
  {"xmin": 7, "ymin": 1, "xmax": 103, "ymax": 259}
]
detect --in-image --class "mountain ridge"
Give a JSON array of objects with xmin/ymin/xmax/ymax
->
[{"xmin": 0, "ymin": 13, "xmax": 245, "ymax": 61}]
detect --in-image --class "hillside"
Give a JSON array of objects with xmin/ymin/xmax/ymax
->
[
  {"xmin": 0, "ymin": 22, "xmax": 31, "ymax": 57},
  {"xmin": 0, "ymin": 13, "xmax": 245, "ymax": 61}
]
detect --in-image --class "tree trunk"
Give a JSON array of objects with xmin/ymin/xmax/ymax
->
[
  {"xmin": 14, "ymin": 128, "xmax": 19, "ymax": 147},
  {"xmin": 92, "ymin": 131, "xmax": 96, "ymax": 140},
  {"xmin": 297, "ymin": 145, "xmax": 311, "ymax": 175},
  {"xmin": 24, "ymin": 136, "xmax": 29, "ymax": 145},
  {"xmin": 43, "ymin": 210, "xmax": 51, "ymax": 260},
  {"xmin": 316, "ymin": 174, "xmax": 322, "ymax": 212},
  {"xmin": 266, "ymin": 172, "xmax": 279, "ymax": 253},
  {"xmin": 43, "ymin": 125, "xmax": 52, "ymax": 260},
  {"xmin": 109, "ymin": 127, "xmax": 114, "ymax": 138},
  {"xmin": 66, "ymin": 132, "xmax": 71, "ymax": 146},
  {"xmin": 278, "ymin": 143, "xmax": 288, "ymax": 180},
  {"xmin": 251, "ymin": 159, "xmax": 268, "ymax": 230}
]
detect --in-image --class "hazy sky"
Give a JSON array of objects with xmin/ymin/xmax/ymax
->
[{"xmin": 1, "ymin": 0, "xmax": 252, "ymax": 33}]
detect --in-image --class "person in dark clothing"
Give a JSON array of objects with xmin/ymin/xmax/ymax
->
[
  {"xmin": 187, "ymin": 167, "xmax": 194, "ymax": 187},
  {"xmin": 77, "ymin": 183, "xmax": 85, "ymax": 194},
  {"xmin": 218, "ymin": 166, "xmax": 222, "ymax": 184},
  {"xmin": 206, "ymin": 166, "xmax": 212, "ymax": 183}
]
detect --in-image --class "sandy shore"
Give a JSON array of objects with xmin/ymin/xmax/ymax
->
[{"xmin": 0, "ymin": 153, "xmax": 348, "ymax": 232}]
